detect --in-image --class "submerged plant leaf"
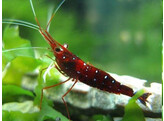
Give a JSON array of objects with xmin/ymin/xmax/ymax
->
[
  {"xmin": 2, "ymin": 48, "xmax": 15, "ymax": 70},
  {"xmin": 2, "ymin": 85, "xmax": 34, "ymax": 103},
  {"xmin": 122, "ymin": 89, "xmax": 145, "ymax": 121},
  {"xmin": 2, "ymin": 100, "xmax": 69, "ymax": 121},
  {"xmin": 2, "ymin": 26, "xmax": 35, "ymax": 70},
  {"xmin": 91, "ymin": 114, "xmax": 113, "ymax": 121},
  {"xmin": 2, "ymin": 110, "xmax": 39, "ymax": 121},
  {"xmin": 3, "ymin": 26, "xmax": 34, "ymax": 52},
  {"xmin": 2, "ymin": 56, "xmax": 41, "ymax": 85},
  {"xmin": 33, "ymin": 67, "xmax": 69, "ymax": 121},
  {"xmin": 2, "ymin": 101, "xmax": 39, "ymax": 113},
  {"xmin": 34, "ymin": 66, "xmax": 61, "ymax": 106},
  {"xmin": 38, "ymin": 100, "xmax": 69, "ymax": 121},
  {"xmin": 2, "ymin": 101, "xmax": 39, "ymax": 121}
]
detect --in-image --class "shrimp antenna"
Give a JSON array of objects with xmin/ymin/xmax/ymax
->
[
  {"xmin": 30, "ymin": 0, "xmax": 65, "ymax": 47},
  {"xmin": 46, "ymin": 0, "xmax": 66, "ymax": 31},
  {"xmin": 2, "ymin": 19, "xmax": 39, "ymax": 31},
  {"xmin": 29, "ymin": 0, "xmax": 42, "ymax": 31},
  {"xmin": 30, "ymin": 0, "xmax": 65, "ymax": 32},
  {"xmin": 2, "ymin": 47, "xmax": 47, "ymax": 53},
  {"xmin": 30, "ymin": 0, "xmax": 37, "ymax": 18}
]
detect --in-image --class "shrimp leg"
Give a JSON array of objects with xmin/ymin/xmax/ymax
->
[
  {"xmin": 62, "ymin": 78, "xmax": 78, "ymax": 120},
  {"xmin": 40, "ymin": 77, "xmax": 71, "ymax": 109}
]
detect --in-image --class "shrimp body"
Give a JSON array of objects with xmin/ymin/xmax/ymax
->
[
  {"xmin": 54, "ymin": 45, "xmax": 150, "ymax": 105},
  {"xmin": 45, "ymin": 30, "xmax": 150, "ymax": 105},
  {"xmin": 54, "ymin": 45, "xmax": 134, "ymax": 97}
]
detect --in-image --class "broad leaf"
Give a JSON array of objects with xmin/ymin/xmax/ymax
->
[
  {"xmin": 122, "ymin": 90, "xmax": 145, "ymax": 121},
  {"xmin": 2, "ymin": 56, "xmax": 41, "ymax": 85},
  {"xmin": 2, "ymin": 26, "xmax": 35, "ymax": 70},
  {"xmin": 2, "ymin": 85, "xmax": 34, "ymax": 103}
]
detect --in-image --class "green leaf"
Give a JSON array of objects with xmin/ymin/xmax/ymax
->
[
  {"xmin": 3, "ymin": 26, "xmax": 31, "ymax": 49},
  {"xmin": 34, "ymin": 67, "xmax": 61, "ymax": 106},
  {"xmin": 33, "ymin": 68, "xmax": 68, "ymax": 121},
  {"xmin": 2, "ymin": 101, "xmax": 69, "ymax": 121},
  {"xmin": 2, "ymin": 48, "xmax": 15, "ymax": 70},
  {"xmin": 3, "ymin": 110, "xmax": 39, "ymax": 121},
  {"xmin": 91, "ymin": 114, "xmax": 113, "ymax": 121},
  {"xmin": 38, "ymin": 101, "xmax": 69, "ymax": 121},
  {"xmin": 2, "ymin": 85, "xmax": 34, "ymax": 103},
  {"xmin": 2, "ymin": 26, "xmax": 35, "ymax": 70},
  {"xmin": 2, "ymin": 101, "xmax": 39, "ymax": 113},
  {"xmin": 2, "ymin": 101, "xmax": 39, "ymax": 121},
  {"xmin": 2, "ymin": 56, "xmax": 41, "ymax": 85},
  {"xmin": 11, "ymin": 56, "xmax": 40, "ymax": 72},
  {"xmin": 122, "ymin": 90, "xmax": 145, "ymax": 121}
]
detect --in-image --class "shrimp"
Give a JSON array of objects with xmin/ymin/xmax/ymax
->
[{"xmin": 4, "ymin": 0, "xmax": 151, "ymax": 120}]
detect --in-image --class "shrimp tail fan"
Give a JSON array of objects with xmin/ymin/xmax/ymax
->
[{"xmin": 138, "ymin": 92, "xmax": 151, "ymax": 106}]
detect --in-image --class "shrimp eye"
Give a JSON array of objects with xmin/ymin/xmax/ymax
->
[{"xmin": 55, "ymin": 47, "xmax": 61, "ymax": 52}]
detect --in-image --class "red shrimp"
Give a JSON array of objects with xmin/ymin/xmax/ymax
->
[{"xmin": 29, "ymin": 0, "xmax": 151, "ymax": 120}]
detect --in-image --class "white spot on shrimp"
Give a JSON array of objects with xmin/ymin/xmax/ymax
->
[
  {"xmin": 104, "ymin": 75, "xmax": 108, "ymax": 79},
  {"xmin": 83, "ymin": 63, "xmax": 86, "ymax": 66},
  {"xmin": 72, "ymin": 57, "xmax": 76, "ymax": 60},
  {"xmin": 93, "ymin": 78, "xmax": 96, "ymax": 81},
  {"xmin": 63, "ymin": 43, "xmax": 68, "ymax": 48},
  {"xmin": 112, "ymin": 80, "xmax": 115, "ymax": 83},
  {"xmin": 95, "ymin": 70, "xmax": 99, "ymax": 73},
  {"xmin": 85, "ymin": 75, "xmax": 88, "ymax": 77},
  {"xmin": 77, "ymin": 71, "xmax": 80, "ymax": 74},
  {"xmin": 86, "ymin": 69, "xmax": 88, "ymax": 72},
  {"xmin": 63, "ymin": 56, "xmax": 66, "ymax": 59}
]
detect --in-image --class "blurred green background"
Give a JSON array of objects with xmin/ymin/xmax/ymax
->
[{"xmin": 3, "ymin": 0, "xmax": 162, "ymax": 84}]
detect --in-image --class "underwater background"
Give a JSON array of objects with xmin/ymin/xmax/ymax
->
[{"xmin": 3, "ymin": 0, "xmax": 162, "ymax": 83}]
